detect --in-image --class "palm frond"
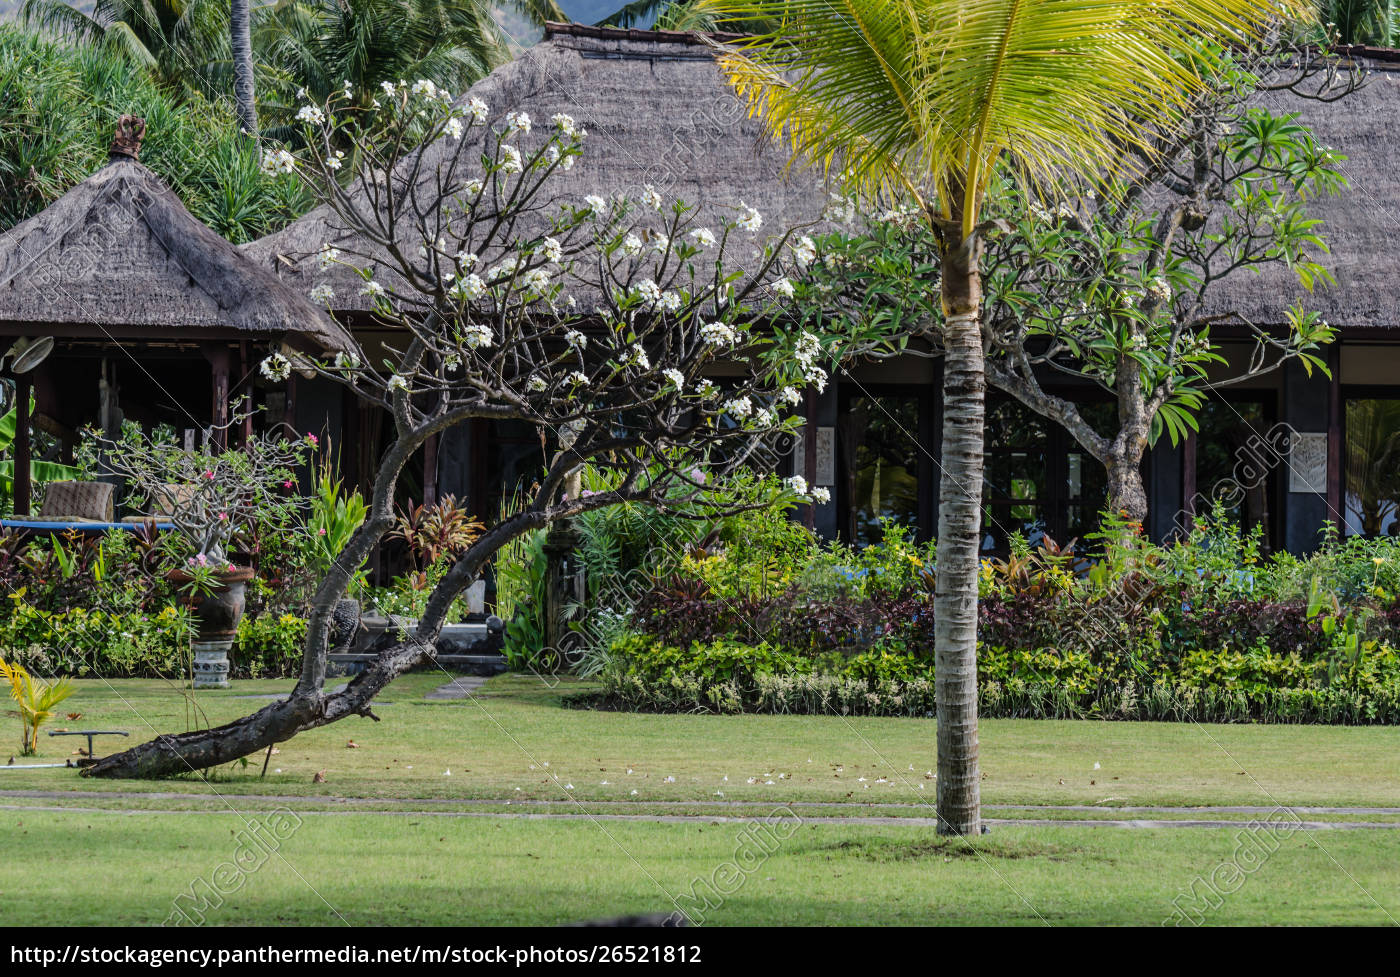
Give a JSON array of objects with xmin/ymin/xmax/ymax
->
[{"xmin": 713, "ymin": 0, "xmax": 1286, "ymax": 234}]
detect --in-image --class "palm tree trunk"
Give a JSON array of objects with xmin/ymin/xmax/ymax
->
[
  {"xmin": 933, "ymin": 229, "xmax": 985, "ymax": 836},
  {"xmin": 231, "ymin": 0, "xmax": 258, "ymax": 138}
]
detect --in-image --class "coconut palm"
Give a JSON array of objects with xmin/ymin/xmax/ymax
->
[
  {"xmin": 232, "ymin": 0, "xmax": 257, "ymax": 136},
  {"xmin": 713, "ymin": 0, "xmax": 1280, "ymax": 835},
  {"xmin": 20, "ymin": 0, "xmax": 229, "ymax": 96}
]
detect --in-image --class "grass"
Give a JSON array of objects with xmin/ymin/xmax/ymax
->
[
  {"xmin": 2, "ymin": 673, "xmax": 1398, "ymax": 808},
  {"xmin": 2, "ymin": 673, "xmax": 1398, "ymax": 925},
  {"xmin": 5, "ymin": 811, "xmax": 1399, "ymax": 925}
]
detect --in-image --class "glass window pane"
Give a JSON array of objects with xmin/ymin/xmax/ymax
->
[
  {"xmin": 843, "ymin": 395, "xmax": 921, "ymax": 546},
  {"xmin": 1346, "ymin": 398, "xmax": 1400, "ymax": 538}
]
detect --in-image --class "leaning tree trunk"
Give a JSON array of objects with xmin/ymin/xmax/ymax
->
[
  {"xmin": 932, "ymin": 229, "xmax": 985, "ymax": 837},
  {"xmin": 231, "ymin": 0, "xmax": 258, "ymax": 139}
]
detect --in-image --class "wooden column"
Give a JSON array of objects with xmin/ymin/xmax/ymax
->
[
  {"xmin": 1326, "ymin": 340, "xmax": 1343, "ymax": 526},
  {"xmin": 203, "ymin": 344, "xmax": 230, "ymax": 451},
  {"xmin": 13, "ymin": 373, "xmax": 31, "ymax": 517},
  {"xmin": 1181, "ymin": 432, "xmax": 1198, "ymax": 535},
  {"xmin": 803, "ymin": 388, "xmax": 817, "ymax": 530},
  {"xmin": 422, "ymin": 433, "xmax": 439, "ymax": 508},
  {"xmin": 239, "ymin": 342, "xmax": 254, "ymax": 446}
]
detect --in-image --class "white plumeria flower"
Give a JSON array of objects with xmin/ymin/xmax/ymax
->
[
  {"xmin": 380, "ymin": 81, "xmax": 397, "ymax": 97},
  {"xmin": 724, "ymin": 395, "xmax": 753, "ymax": 418},
  {"xmin": 461, "ymin": 325, "xmax": 493, "ymax": 349},
  {"xmin": 656, "ymin": 290, "xmax": 682, "ymax": 312},
  {"xmin": 541, "ymin": 237, "xmax": 563, "ymax": 263},
  {"xmin": 551, "ymin": 112, "xmax": 577, "ymax": 136},
  {"xmin": 585, "ymin": 194, "xmax": 606, "ymax": 215},
  {"xmin": 662, "ymin": 368, "xmax": 685, "ymax": 389},
  {"xmin": 455, "ymin": 250, "xmax": 478, "ymax": 269},
  {"xmin": 444, "ymin": 352, "xmax": 462, "ymax": 372},
  {"xmin": 627, "ymin": 344, "xmax": 650, "ymax": 370},
  {"xmin": 326, "ymin": 150, "xmax": 345, "ymax": 172},
  {"xmin": 295, "ymin": 104, "xmax": 325, "ymax": 125},
  {"xmin": 523, "ymin": 268, "xmax": 551, "ymax": 293},
  {"xmin": 260, "ymin": 148, "xmax": 295, "ymax": 176},
  {"xmin": 333, "ymin": 351, "xmax": 360, "ymax": 371},
  {"xmin": 451, "ymin": 274, "xmax": 486, "ymax": 301},
  {"xmin": 786, "ymin": 474, "xmax": 809, "ymax": 496},
  {"xmin": 410, "ymin": 78, "xmax": 436, "ymax": 98},
  {"xmin": 641, "ymin": 184, "xmax": 662, "ymax": 210},
  {"xmin": 565, "ymin": 329, "xmax": 587, "ymax": 350},
  {"xmin": 736, "ymin": 202, "xmax": 762, "ymax": 233},
  {"xmin": 792, "ymin": 235, "xmax": 817, "ymax": 268},
  {"xmin": 804, "ymin": 363, "xmax": 828, "ymax": 393},
  {"xmin": 689, "ymin": 227, "xmax": 717, "ymax": 248},
  {"xmin": 499, "ymin": 145, "xmax": 523, "ymax": 174},
  {"xmin": 564, "ymin": 370, "xmax": 589, "ymax": 387},
  {"xmin": 309, "ymin": 283, "xmax": 334, "ymax": 303},
  {"xmin": 466, "ymin": 97, "xmax": 488, "ymax": 124},
  {"xmin": 386, "ymin": 374, "xmax": 410, "ymax": 393},
  {"xmin": 778, "ymin": 386, "xmax": 802, "ymax": 407},
  {"xmin": 359, "ymin": 280, "xmax": 386, "ymax": 298},
  {"xmin": 545, "ymin": 145, "xmax": 560, "ymax": 165},
  {"xmin": 463, "ymin": 179, "xmax": 484, "ymax": 199},
  {"xmin": 811, "ymin": 486, "xmax": 831, "ymax": 505},
  {"xmin": 260, "ymin": 353, "xmax": 291, "ymax": 382},
  {"xmin": 699, "ymin": 321, "xmax": 738, "ymax": 347},
  {"xmin": 505, "ymin": 110, "xmax": 531, "ymax": 133},
  {"xmin": 526, "ymin": 375, "xmax": 549, "ymax": 392},
  {"xmin": 754, "ymin": 407, "xmax": 777, "ymax": 427},
  {"xmin": 695, "ymin": 378, "xmax": 719, "ymax": 399},
  {"xmin": 771, "ymin": 277, "xmax": 795, "ymax": 299},
  {"xmin": 621, "ymin": 234, "xmax": 643, "ymax": 257},
  {"xmin": 794, "ymin": 331, "xmax": 822, "ymax": 364},
  {"xmin": 633, "ymin": 279, "xmax": 661, "ymax": 305},
  {"xmin": 445, "ymin": 117, "xmax": 463, "ymax": 140}
]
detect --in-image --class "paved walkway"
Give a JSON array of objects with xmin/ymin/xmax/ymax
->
[{"xmin": 423, "ymin": 675, "xmax": 488, "ymax": 700}]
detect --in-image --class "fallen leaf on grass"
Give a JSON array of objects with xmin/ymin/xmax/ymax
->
[{"xmin": 313, "ymin": 770, "xmax": 327, "ymax": 783}]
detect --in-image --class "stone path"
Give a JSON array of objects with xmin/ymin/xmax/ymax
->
[
  {"xmin": 424, "ymin": 675, "xmax": 488, "ymax": 700},
  {"xmin": 2, "ymin": 801, "xmax": 1398, "ymax": 830}
]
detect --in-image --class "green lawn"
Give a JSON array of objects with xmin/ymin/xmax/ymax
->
[
  {"xmin": 2, "ymin": 673, "xmax": 1398, "ymax": 808},
  {"xmin": 1, "ymin": 673, "xmax": 1398, "ymax": 925}
]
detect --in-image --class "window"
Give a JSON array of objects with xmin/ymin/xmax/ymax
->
[
  {"xmin": 1191, "ymin": 398, "xmax": 1277, "ymax": 546},
  {"xmin": 838, "ymin": 389, "xmax": 931, "ymax": 545},
  {"xmin": 1345, "ymin": 396, "xmax": 1400, "ymax": 538},
  {"xmin": 980, "ymin": 397, "xmax": 1111, "ymax": 554}
]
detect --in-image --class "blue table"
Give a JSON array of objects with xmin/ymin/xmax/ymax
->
[{"xmin": 0, "ymin": 519, "xmax": 177, "ymax": 533}]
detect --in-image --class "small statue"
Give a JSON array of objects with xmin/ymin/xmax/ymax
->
[{"xmin": 109, "ymin": 115, "xmax": 146, "ymax": 160}]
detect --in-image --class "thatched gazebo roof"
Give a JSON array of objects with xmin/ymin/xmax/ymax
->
[
  {"xmin": 242, "ymin": 22, "xmax": 832, "ymax": 312},
  {"xmin": 0, "ymin": 121, "xmax": 354, "ymax": 353},
  {"xmin": 1204, "ymin": 51, "xmax": 1400, "ymax": 334}
]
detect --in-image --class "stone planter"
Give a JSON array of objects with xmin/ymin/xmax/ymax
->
[{"xmin": 167, "ymin": 566, "xmax": 256, "ymax": 689}]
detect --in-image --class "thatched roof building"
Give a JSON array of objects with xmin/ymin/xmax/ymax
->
[
  {"xmin": 0, "ymin": 119, "xmax": 352, "ymax": 353},
  {"xmin": 1205, "ymin": 49, "xmax": 1400, "ymax": 335},
  {"xmin": 243, "ymin": 22, "xmax": 832, "ymax": 311}
]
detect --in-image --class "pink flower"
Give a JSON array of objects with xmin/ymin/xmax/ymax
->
[
  {"xmin": 283, "ymin": 480, "xmax": 294, "ymax": 489},
  {"xmin": 218, "ymin": 512, "xmax": 228, "ymax": 521},
  {"xmin": 688, "ymin": 467, "xmax": 707, "ymax": 485},
  {"xmin": 203, "ymin": 470, "xmax": 215, "ymax": 480},
  {"xmin": 306, "ymin": 434, "xmax": 319, "ymax": 446},
  {"xmin": 318, "ymin": 528, "xmax": 327, "ymax": 536}
]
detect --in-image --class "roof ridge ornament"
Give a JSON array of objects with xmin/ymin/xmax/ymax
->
[{"xmin": 109, "ymin": 115, "xmax": 146, "ymax": 161}]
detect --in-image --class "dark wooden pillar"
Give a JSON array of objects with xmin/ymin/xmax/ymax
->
[
  {"xmin": 14, "ymin": 373, "xmax": 31, "ymax": 517},
  {"xmin": 283, "ymin": 373, "xmax": 297, "ymax": 433},
  {"xmin": 203, "ymin": 344, "xmax": 230, "ymax": 451},
  {"xmin": 1181, "ymin": 432, "xmax": 1198, "ymax": 534},
  {"xmin": 1326, "ymin": 340, "xmax": 1343, "ymax": 526},
  {"xmin": 239, "ymin": 342, "xmax": 254, "ymax": 446},
  {"xmin": 422, "ymin": 433, "xmax": 439, "ymax": 507},
  {"xmin": 803, "ymin": 388, "xmax": 817, "ymax": 530}
]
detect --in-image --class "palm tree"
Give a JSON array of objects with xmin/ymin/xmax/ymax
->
[
  {"xmin": 21, "ymin": 0, "xmax": 229, "ymax": 96},
  {"xmin": 714, "ymin": 0, "xmax": 1278, "ymax": 835},
  {"xmin": 231, "ymin": 0, "xmax": 257, "ymax": 136}
]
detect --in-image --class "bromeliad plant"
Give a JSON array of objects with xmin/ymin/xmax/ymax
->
[{"xmin": 0, "ymin": 655, "xmax": 74, "ymax": 755}]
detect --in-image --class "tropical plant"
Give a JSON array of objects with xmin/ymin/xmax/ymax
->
[
  {"xmin": 714, "ymin": 0, "xmax": 1282, "ymax": 835},
  {"xmin": 0, "ymin": 655, "xmax": 75, "ymax": 754},
  {"xmin": 0, "ymin": 394, "xmax": 81, "ymax": 508},
  {"xmin": 307, "ymin": 455, "xmax": 370, "ymax": 589},
  {"xmin": 20, "ymin": 0, "xmax": 229, "ymax": 97}
]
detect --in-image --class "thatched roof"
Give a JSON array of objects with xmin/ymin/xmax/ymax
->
[
  {"xmin": 0, "ymin": 151, "xmax": 354, "ymax": 352},
  {"xmin": 242, "ymin": 22, "xmax": 832, "ymax": 312},
  {"xmin": 1208, "ymin": 51, "xmax": 1400, "ymax": 333}
]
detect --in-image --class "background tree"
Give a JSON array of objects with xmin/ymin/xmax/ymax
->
[
  {"xmin": 231, "ymin": 0, "xmax": 257, "ymax": 136},
  {"xmin": 87, "ymin": 83, "xmax": 832, "ymax": 778},
  {"xmin": 796, "ymin": 43, "xmax": 1353, "ymax": 527},
  {"xmin": 712, "ymin": 0, "xmax": 1281, "ymax": 836}
]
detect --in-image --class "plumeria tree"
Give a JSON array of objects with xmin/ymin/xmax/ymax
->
[
  {"xmin": 793, "ymin": 41, "xmax": 1353, "ymax": 527},
  {"xmin": 88, "ymin": 79, "xmax": 835, "ymax": 778}
]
